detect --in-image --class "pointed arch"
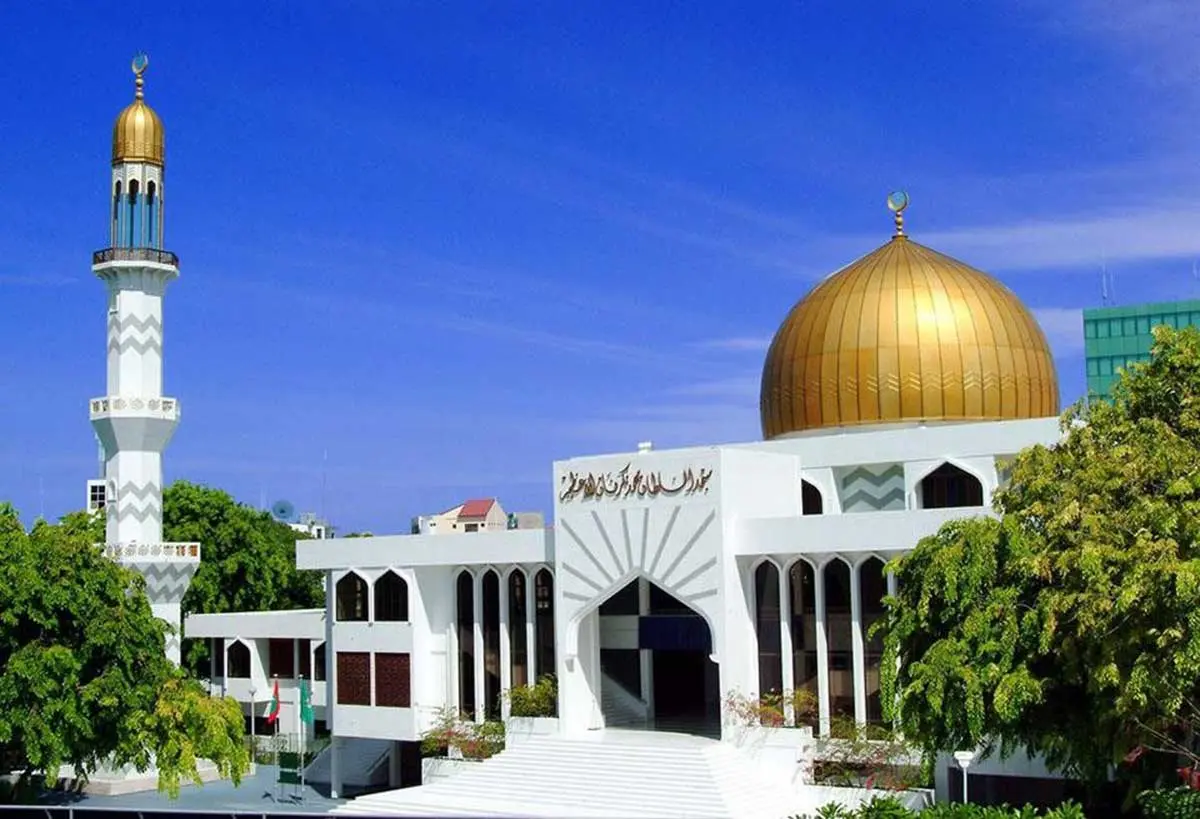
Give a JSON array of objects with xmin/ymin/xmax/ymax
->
[
  {"xmin": 801, "ymin": 480, "xmax": 824, "ymax": 515},
  {"xmin": 335, "ymin": 571, "xmax": 369, "ymax": 622},
  {"xmin": 507, "ymin": 567, "xmax": 529, "ymax": 687},
  {"xmin": 917, "ymin": 461, "xmax": 985, "ymax": 509},
  {"xmin": 753, "ymin": 559, "xmax": 783, "ymax": 697},
  {"xmin": 374, "ymin": 570, "xmax": 409, "ymax": 622},
  {"xmin": 823, "ymin": 557, "xmax": 854, "ymax": 718},
  {"xmin": 785, "ymin": 557, "xmax": 818, "ymax": 725},
  {"xmin": 858, "ymin": 556, "xmax": 888, "ymax": 723},
  {"xmin": 456, "ymin": 569, "xmax": 475, "ymax": 717},
  {"xmin": 481, "ymin": 568, "xmax": 502, "ymax": 718},
  {"xmin": 534, "ymin": 568, "xmax": 556, "ymax": 679},
  {"xmin": 226, "ymin": 639, "xmax": 251, "ymax": 679}
]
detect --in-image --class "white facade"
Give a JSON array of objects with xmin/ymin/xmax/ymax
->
[{"xmin": 190, "ymin": 416, "xmax": 1063, "ymax": 801}]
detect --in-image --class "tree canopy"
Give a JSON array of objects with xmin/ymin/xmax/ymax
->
[
  {"xmin": 164, "ymin": 482, "xmax": 325, "ymax": 674},
  {"xmin": 880, "ymin": 326, "xmax": 1200, "ymax": 792},
  {"xmin": 0, "ymin": 505, "xmax": 248, "ymax": 798}
]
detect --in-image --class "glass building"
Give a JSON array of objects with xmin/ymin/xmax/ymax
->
[{"xmin": 1084, "ymin": 299, "xmax": 1200, "ymax": 396}]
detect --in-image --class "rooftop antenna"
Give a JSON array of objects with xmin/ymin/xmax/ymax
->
[{"xmin": 1100, "ymin": 260, "xmax": 1110, "ymax": 306}]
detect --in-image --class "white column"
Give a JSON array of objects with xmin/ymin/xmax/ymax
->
[
  {"xmin": 638, "ymin": 578, "xmax": 654, "ymax": 717},
  {"xmin": 472, "ymin": 572, "xmax": 485, "ymax": 723},
  {"xmin": 850, "ymin": 561, "xmax": 867, "ymax": 725},
  {"xmin": 779, "ymin": 563, "xmax": 795, "ymax": 725},
  {"xmin": 814, "ymin": 560, "xmax": 831, "ymax": 736},
  {"xmin": 499, "ymin": 570, "xmax": 512, "ymax": 719},
  {"xmin": 525, "ymin": 574, "xmax": 537, "ymax": 683},
  {"xmin": 329, "ymin": 736, "xmax": 342, "ymax": 799}
]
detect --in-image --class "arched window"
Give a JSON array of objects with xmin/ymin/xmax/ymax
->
[
  {"xmin": 146, "ymin": 180, "xmax": 158, "ymax": 249},
  {"xmin": 754, "ymin": 562, "xmax": 783, "ymax": 697},
  {"xmin": 482, "ymin": 570, "xmax": 501, "ymax": 719},
  {"xmin": 859, "ymin": 558, "xmax": 888, "ymax": 724},
  {"xmin": 313, "ymin": 642, "xmax": 327, "ymax": 682},
  {"xmin": 112, "ymin": 181, "xmax": 122, "ymax": 245},
  {"xmin": 534, "ymin": 569, "xmax": 555, "ymax": 680},
  {"xmin": 227, "ymin": 640, "xmax": 251, "ymax": 679},
  {"xmin": 824, "ymin": 560, "xmax": 853, "ymax": 717},
  {"xmin": 919, "ymin": 463, "xmax": 984, "ymax": 509},
  {"xmin": 127, "ymin": 179, "xmax": 139, "ymax": 248},
  {"xmin": 374, "ymin": 570, "xmax": 409, "ymax": 621},
  {"xmin": 509, "ymin": 570, "xmax": 528, "ymax": 687},
  {"xmin": 788, "ymin": 560, "xmax": 817, "ymax": 726},
  {"xmin": 335, "ymin": 572, "xmax": 368, "ymax": 622},
  {"xmin": 801, "ymin": 480, "xmax": 823, "ymax": 515},
  {"xmin": 456, "ymin": 570, "xmax": 475, "ymax": 718}
]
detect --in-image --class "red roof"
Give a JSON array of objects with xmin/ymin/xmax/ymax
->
[{"xmin": 458, "ymin": 498, "xmax": 496, "ymax": 520}]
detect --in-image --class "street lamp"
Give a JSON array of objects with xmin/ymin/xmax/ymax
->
[
  {"xmin": 953, "ymin": 750, "xmax": 976, "ymax": 804},
  {"xmin": 249, "ymin": 685, "xmax": 258, "ymax": 761}
]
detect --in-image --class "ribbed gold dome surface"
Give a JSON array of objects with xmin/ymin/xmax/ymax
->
[
  {"xmin": 113, "ymin": 100, "xmax": 164, "ymax": 165},
  {"xmin": 760, "ymin": 233, "xmax": 1059, "ymax": 438},
  {"xmin": 112, "ymin": 56, "xmax": 164, "ymax": 165}
]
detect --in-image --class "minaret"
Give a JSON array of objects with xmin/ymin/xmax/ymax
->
[{"xmin": 90, "ymin": 54, "xmax": 199, "ymax": 666}]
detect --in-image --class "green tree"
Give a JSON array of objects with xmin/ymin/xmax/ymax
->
[
  {"xmin": 164, "ymin": 482, "xmax": 325, "ymax": 675},
  {"xmin": 0, "ymin": 505, "xmax": 248, "ymax": 798},
  {"xmin": 880, "ymin": 326, "xmax": 1200, "ymax": 796}
]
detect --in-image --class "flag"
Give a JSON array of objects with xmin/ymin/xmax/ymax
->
[
  {"xmin": 264, "ymin": 679, "xmax": 281, "ymax": 724},
  {"xmin": 299, "ymin": 678, "xmax": 314, "ymax": 725}
]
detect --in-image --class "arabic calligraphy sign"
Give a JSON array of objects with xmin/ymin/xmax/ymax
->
[{"xmin": 558, "ymin": 463, "xmax": 714, "ymax": 503}]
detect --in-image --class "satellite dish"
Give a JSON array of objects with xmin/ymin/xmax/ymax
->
[{"xmin": 271, "ymin": 500, "xmax": 297, "ymax": 523}]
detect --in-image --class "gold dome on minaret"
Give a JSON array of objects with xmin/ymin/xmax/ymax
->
[
  {"xmin": 112, "ymin": 54, "xmax": 164, "ymax": 166},
  {"xmin": 760, "ymin": 193, "xmax": 1059, "ymax": 439}
]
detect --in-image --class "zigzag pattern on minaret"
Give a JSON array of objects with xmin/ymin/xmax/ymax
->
[
  {"xmin": 107, "ymin": 336, "xmax": 163, "ymax": 355},
  {"xmin": 138, "ymin": 563, "xmax": 199, "ymax": 603},
  {"xmin": 107, "ymin": 314, "xmax": 163, "ymax": 335}
]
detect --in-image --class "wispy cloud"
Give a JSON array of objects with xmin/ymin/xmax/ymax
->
[
  {"xmin": 692, "ymin": 336, "xmax": 771, "ymax": 352},
  {"xmin": 0, "ymin": 273, "xmax": 80, "ymax": 287},
  {"xmin": 1032, "ymin": 307, "xmax": 1085, "ymax": 355},
  {"xmin": 884, "ymin": 205, "xmax": 1200, "ymax": 272}
]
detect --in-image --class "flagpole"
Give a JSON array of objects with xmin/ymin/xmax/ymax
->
[{"xmin": 299, "ymin": 675, "xmax": 307, "ymax": 796}]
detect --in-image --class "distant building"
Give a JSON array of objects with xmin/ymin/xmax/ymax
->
[
  {"xmin": 410, "ymin": 498, "xmax": 544, "ymax": 535},
  {"xmin": 1084, "ymin": 299, "xmax": 1200, "ymax": 397},
  {"xmin": 290, "ymin": 511, "xmax": 333, "ymax": 540}
]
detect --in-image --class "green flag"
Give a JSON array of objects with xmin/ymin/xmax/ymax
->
[{"xmin": 300, "ymin": 677, "xmax": 314, "ymax": 725}]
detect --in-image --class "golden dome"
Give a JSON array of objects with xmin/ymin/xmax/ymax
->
[
  {"xmin": 760, "ymin": 200, "xmax": 1059, "ymax": 438},
  {"xmin": 112, "ymin": 55, "xmax": 164, "ymax": 165}
]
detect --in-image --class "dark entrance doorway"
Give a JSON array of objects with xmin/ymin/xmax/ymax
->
[{"xmin": 597, "ymin": 579, "xmax": 720, "ymax": 738}]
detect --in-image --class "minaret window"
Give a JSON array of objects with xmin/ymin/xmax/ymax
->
[
  {"xmin": 126, "ymin": 179, "xmax": 139, "ymax": 248},
  {"xmin": 111, "ymin": 181, "xmax": 122, "ymax": 246},
  {"xmin": 146, "ymin": 181, "xmax": 158, "ymax": 249}
]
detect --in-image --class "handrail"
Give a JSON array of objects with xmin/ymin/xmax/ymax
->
[{"xmin": 93, "ymin": 246, "xmax": 179, "ymax": 267}]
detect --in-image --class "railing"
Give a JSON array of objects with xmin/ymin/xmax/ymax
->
[
  {"xmin": 92, "ymin": 246, "xmax": 179, "ymax": 267},
  {"xmin": 102, "ymin": 542, "xmax": 201, "ymax": 561},
  {"xmin": 89, "ymin": 396, "xmax": 178, "ymax": 417}
]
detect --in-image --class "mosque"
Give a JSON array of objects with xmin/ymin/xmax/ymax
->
[{"xmin": 95, "ymin": 58, "xmax": 1069, "ymax": 813}]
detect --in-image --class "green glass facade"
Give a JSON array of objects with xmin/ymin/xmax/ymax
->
[{"xmin": 1084, "ymin": 299, "xmax": 1200, "ymax": 396}]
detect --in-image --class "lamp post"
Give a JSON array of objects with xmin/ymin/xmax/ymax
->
[
  {"xmin": 249, "ymin": 685, "xmax": 258, "ymax": 762},
  {"xmin": 953, "ymin": 750, "xmax": 976, "ymax": 804}
]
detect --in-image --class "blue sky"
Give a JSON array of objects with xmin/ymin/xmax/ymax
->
[{"xmin": 2, "ymin": 1, "xmax": 1199, "ymax": 533}]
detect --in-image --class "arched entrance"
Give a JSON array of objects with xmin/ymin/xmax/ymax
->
[{"xmin": 595, "ymin": 577, "xmax": 720, "ymax": 738}]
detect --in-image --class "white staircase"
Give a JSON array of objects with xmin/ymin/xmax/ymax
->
[
  {"xmin": 600, "ymin": 670, "xmax": 649, "ymax": 728},
  {"xmin": 333, "ymin": 730, "xmax": 819, "ymax": 818},
  {"xmin": 305, "ymin": 737, "xmax": 391, "ymax": 788}
]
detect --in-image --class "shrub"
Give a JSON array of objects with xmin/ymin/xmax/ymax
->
[
  {"xmin": 724, "ymin": 688, "xmax": 817, "ymax": 728},
  {"xmin": 792, "ymin": 799, "xmax": 1087, "ymax": 818},
  {"xmin": 1139, "ymin": 786, "xmax": 1200, "ymax": 818},
  {"xmin": 419, "ymin": 707, "xmax": 505, "ymax": 760},
  {"xmin": 507, "ymin": 674, "xmax": 557, "ymax": 717}
]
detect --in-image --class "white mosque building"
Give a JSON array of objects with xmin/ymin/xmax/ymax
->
[{"xmin": 84, "ymin": 57, "xmax": 1071, "ymax": 813}]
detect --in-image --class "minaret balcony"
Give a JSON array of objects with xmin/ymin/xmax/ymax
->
[
  {"xmin": 102, "ymin": 542, "xmax": 201, "ymax": 562},
  {"xmin": 90, "ymin": 395, "xmax": 180, "ymax": 422},
  {"xmin": 93, "ymin": 247, "xmax": 179, "ymax": 268}
]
